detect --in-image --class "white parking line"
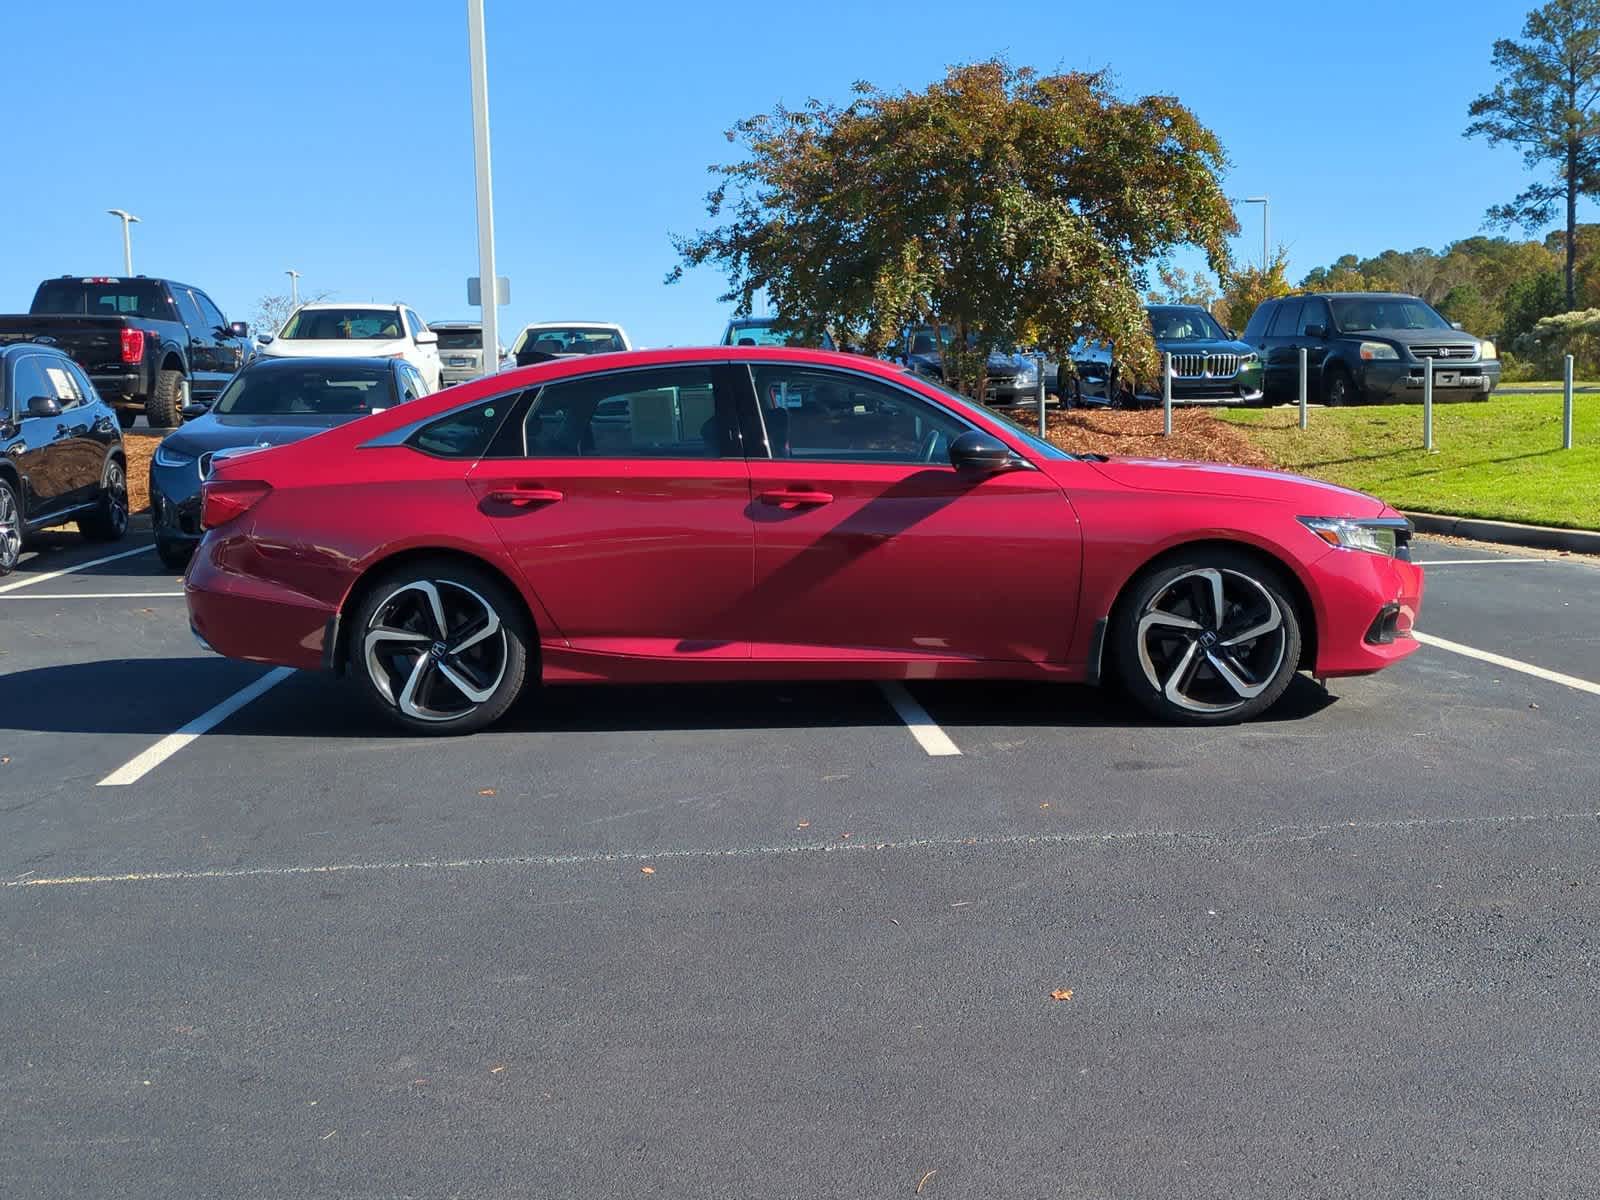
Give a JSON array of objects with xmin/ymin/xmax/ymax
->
[
  {"xmin": 0, "ymin": 545, "xmax": 156, "ymax": 595},
  {"xmin": 879, "ymin": 681, "xmax": 961, "ymax": 756},
  {"xmin": 97, "ymin": 668, "xmax": 296, "ymax": 787},
  {"xmin": 1419, "ymin": 557, "xmax": 1552, "ymax": 566},
  {"xmin": 1414, "ymin": 631, "xmax": 1600, "ymax": 697},
  {"xmin": 0, "ymin": 591, "xmax": 185, "ymax": 600}
]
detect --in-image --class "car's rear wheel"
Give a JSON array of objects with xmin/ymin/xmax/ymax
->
[
  {"xmin": 1113, "ymin": 550, "xmax": 1303, "ymax": 725},
  {"xmin": 0, "ymin": 478, "xmax": 23, "ymax": 577},
  {"xmin": 147, "ymin": 368, "xmax": 186, "ymax": 429},
  {"xmin": 348, "ymin": 560, "xmax": 530, "ymax": 735},
  {"xmin": 78, "ymin": 456, "xmax": 129, "ymax": 542}
]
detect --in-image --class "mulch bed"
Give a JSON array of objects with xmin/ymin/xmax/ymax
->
[
  {"xmin": 123, "ymin": 432, "xmax": 158, "ymax": 512},
  {"xmin": 1041, "ymin": 406, "xmax": 1276, "ymax": 468}
]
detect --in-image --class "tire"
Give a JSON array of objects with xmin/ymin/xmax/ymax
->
[
  {"xmin": 146, "ymin": 367, "xmax": 186, "ymax": 429},
  {"xmin": 1324, "ymin": 365, "xmax": 1359, "ymax": 407},
  {"xmin": 156, "ymin": 538, "xmax": 193, "ymax": 572},
  {"xmin": 1112, "ymin": 548, "xmax": 1303, "ymax": 725},
  {"xmin": 0, "ymin": 477, "xmax": 23, "ymax": 577},
  {"xmin": 78, "ymin": 455, "xmax": 129, "ymax": 542},
  {"xmin": 347, "ymin": 558, "xmax": 531, "ymax": 735}
]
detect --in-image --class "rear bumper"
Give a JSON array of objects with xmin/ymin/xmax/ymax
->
[
  {"xmin": 90, "ymin": 370, "xmax": 144, "ymax": 402},
  {"xmin": 1310, "ymin": 550, "xmax": 1425, "ymax": 677},
  {"xmin": 185, "ymin": 537, "xmax": 333, "ymax": 671}
]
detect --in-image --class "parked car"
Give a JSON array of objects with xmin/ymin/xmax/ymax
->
[
  {"xmin": 720, "ymin": 316, "xmax": 835, "ymax": 350},
  {"xmin": 257, "ymin": 303, "xmax": 442, "ymax": 392},
  {"xmin": 507, "ymin": 322, "xmax": 632, "ymax": 367},
  {"xmin": 1241, "ymin": 292, "xmax": 1502, "ymax": 406},
  {"xmin": 429, "ymin": 320, "xmax": 504, "ymax": 388},
  {"xmin": 1145, "ymin": 305, "xmax": 1264, "ymax": 404},
  {"xmin": 891, "ymin": 324, "xmax": 1050, "ymax": 406},
  {"xmin": 0, "ymin": 276, "xmax": 250, "ymax": 428},
  {"xmin": 187, "ymin": 347, "xmax": 1423, "ymax": 734},
  {"xmin": 149, "ymin": 356, "xmax": 428, "ymax": 570},
  {"xmin": 0, "ymin": 342, "xmax": 129, "ymax": 574}
]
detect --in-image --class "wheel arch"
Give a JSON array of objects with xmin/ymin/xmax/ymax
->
[
  {"xmin": 1100, "ymin": 537, "xmax": 1319, "ymax": 678},
  {"xmin": 327, "ymin": 545, "xmax": 539, "ymax": 677}
]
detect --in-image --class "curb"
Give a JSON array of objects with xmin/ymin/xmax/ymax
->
[{"xmin": 1405, "ymin": 511, "xmax": 1600, "ymax": 555}]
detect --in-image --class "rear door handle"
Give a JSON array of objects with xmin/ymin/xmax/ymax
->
[
  {"xmin": 486, "ymin": 486, "xmax": 564, "ymax": 507},
  {"xmin": 758, "ymin": 489, "xmax": 833, "ymax": 507}
]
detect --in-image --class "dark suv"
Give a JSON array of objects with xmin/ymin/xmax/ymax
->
[{"xmin": 1242, "ymin": 292, "xmax": 1502, "ymax": 406}]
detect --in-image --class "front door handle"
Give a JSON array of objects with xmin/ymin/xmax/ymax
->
[
  {"xmin": 758, "ymin": 489, "xmax": 833, "ymax": 507},
  {"xmin": 486, "ymin": 486, "xmax": 564, "ymax": 508}
]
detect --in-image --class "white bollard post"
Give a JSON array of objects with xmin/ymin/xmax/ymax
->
[
  {"xmin": 1036, "ymin": 353, "xmax": 1047, "ymax": 438},
  {"xmin": 1298, "ymin": 347, "xmax": 1308, "ymax": 430},
  {"xmin": 1423, "ymin": 356, "xmax": 1434, "ymax": 452},
  {"xmin": 1564, "ymin": 354, "xmax": 1574, "ymax": 450},
  {"xmin": 1162, "ymin": 352, "xmax": 1173, "ymax": 437}
]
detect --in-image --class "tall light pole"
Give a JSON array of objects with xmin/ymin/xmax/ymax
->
[
  {"xmin": 107, "ymin": 209, "xmax": 141, "ymax": 276},
  {"xmin": 286, "ymin": 269, "xmax": 301, "ymax": 308},
  {"xmin": 466, "ymin": 0, "xmax": 500, "ymax": 376},
  {"xmin": 1243, "ymin": 195, "xmax": 1269, "ymax": 272}
]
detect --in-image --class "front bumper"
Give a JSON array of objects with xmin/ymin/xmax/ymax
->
[
  {"xmin": 1359, "ymin": 358, "xmax": 1502, "ymax": 402},
  {"xmin": 1310, "ymin": 548, "xmax": 1425, "ymax": 677},
  {"xmin": 149, "ymin": 462, "xmax": 204, "ymax": 547}
]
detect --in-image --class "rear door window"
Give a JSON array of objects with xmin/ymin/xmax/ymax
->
[
  {"xmin": 523, "ymin": 367, "xmax": 724, "ymax": 459},
  {"xmin": 1297, "ymin": 299, "xmax": 1331, "ymax": 335},
  {"xmin": 1267, "ymin": 299, "xmax": 1304, "ymax": 337},
  {"xmin": 172, "ymin": 287, "xmax": 207, "ymax": 332}
]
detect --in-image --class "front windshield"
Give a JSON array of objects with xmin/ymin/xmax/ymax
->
[
  {"xmin": 214, "ymin": 363, "xmax": 395, "ymax": 415},
  {"xmin": 723, "ymin": 320, "xmax": 835, "ymax": 351},
  {"xmin": 913, "ymin": 372, "xmax": 1074, "ymax": 461},
  {"xmin": 1148, "ymin": 308, "xmax": 1228, "ymax": 341},
  {"xmin": 1331, "ymin": 296, "xmax": 1451, "ymax": 333},
  {"xmin": 512, "ymin": 327, "xmax": 626, "ymax": 360},
  {"xmin": 280, "ymin": 308, "xmax": 403, "ymax": 340}
]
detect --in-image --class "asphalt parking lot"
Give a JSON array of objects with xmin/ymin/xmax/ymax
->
[{"xmin": 4, "ymin": 524, "xmax": 1599, "ymax": 1198}]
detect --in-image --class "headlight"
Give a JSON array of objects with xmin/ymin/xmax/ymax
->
[
  {"xmin": 1014, "ymin": 361, "xmax": 1037, "ymax": 380},
  {"xmin": 1299, "ymin": 516, "xmax": 1411, "ymax": 558},
  {"xmin": 1240, "ymin": 352, "xmax": 1259, "ymax": 365},
  {"xmin": 153, "ymin": 444, "xmax": 195, "ymax": 469},
  {"xmin": 1359, "ymin": 342, "xmax": 1399, "ymax": 361},
  {"xmin": 1480, "ymin": 340, "xmax": 1497, "ymax": 360}
]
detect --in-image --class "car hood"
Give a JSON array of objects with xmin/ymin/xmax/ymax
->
[
  {"xmin": 1084, "ymin": 457, "xmax": 1388, "ymax": 517},
  {"xmin": 1153, "ymin": 338, "xmax": 1255, "ymax": 356},
  {"xmin": 261, "ymin": 339, "xmax": 409, "ymax": 359},
  {"xmin": 160, "ymin": 412, "xmax": 367, "ymax": 458},
  {"xmin": 909, "ymin": 350, "xmax": 1037, "ymax": 372}
]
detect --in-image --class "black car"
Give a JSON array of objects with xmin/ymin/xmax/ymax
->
[
  {"xmin": 0, "ymin": 276, "xmax": 251, "ymax": 428},
  {"xmin": 0, "ymin": 343, "xmax": 129, "ymax": 575},
  {"xmin": 1241, "ymin": 292, "xmax": 1503, "ymax": 406},
  {"xmin": 1146, "ymin": 305, "xmax": 1264, "ymax": 403},
  {"xmin": 893, "ymin": 324, "xmax": 1050, "ymax": 406},
  {"xmin": 149, "ymin": 356, "xmax": 428, "ymax": 568}
]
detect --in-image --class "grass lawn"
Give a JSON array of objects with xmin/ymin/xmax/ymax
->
[{"xmin": 1218, "ymin": 392, "xmax": 1600, "ymax": 529}]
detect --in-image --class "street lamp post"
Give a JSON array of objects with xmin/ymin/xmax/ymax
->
[
  {"xmin": 1243, "ymin": 195, "xmax": 1269, "ymax": 272},
  {"xmin": 286, "ymin": 269, "xmax": 301, "ymax": 308},
  {"xmin": 107, "ymin": 209, "xmax": 141, "ymax": 276},
  {"xmin": 466, "ymin": 0, "xmax": 500, "ymax": 377}
]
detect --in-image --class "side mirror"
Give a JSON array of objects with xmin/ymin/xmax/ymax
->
[
  {"xmin": 180, "ymin": 401, "xmax": 211, "ymax": 419},
  {"xmin": 257, "ymin": 333, "xmax": 275, "ymax": 345},
  {"xmin": 27, "ymin": 395, "xmax": 62, "ymax": 418},
  {"xmin": 1303, "ymin": 323, "xmax": 1328, "ymax": 339},
  {"xmin": 415, "ymin": 329, "xmax": 439, "ymax": 345},
  {"xmin": 949, "ymin": 430, "xmax": 1015, "ymax": 474},
  {"xmin": 1449, "ymin": 321, "xmax": 1465, "ymax": 331},
  {"xmin": 229, "ymin": 321, "xmax": 250, "ymax": 338}
]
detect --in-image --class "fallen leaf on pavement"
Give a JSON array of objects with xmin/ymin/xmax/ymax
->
[
  {"xmin": 797, "ymin": 821, "xmax": 811, "ymax": 829},
  {"xmin": 0, "ymin": 757, "xmax": 9, "ymax": 765},
  {"xmin": 917, "ymin": 1169, "xmax": 938, "ymax": 1194},
  {"xmin": 489, "ymin": 1065, "xmax": 506, "ymax": 1074},
  {"xmin": 1039, "ymin": 803, "xmax": 1050, "ymax": 810},
  {"xmin": 640, "ymin": 866, "xmax": 656, "ymax": 875},
  {"xmin": 1050, "ymin": 988, "xmax": 1074, "ymax": 1002},
  {"xmin": 478, "ymin": 788, "xmax": 497, "ymax": 796}
]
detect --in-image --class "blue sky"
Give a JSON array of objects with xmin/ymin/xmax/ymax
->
[{"xmin": 0, "ymin": 0, "xmax": 1557, "ymax": 347}]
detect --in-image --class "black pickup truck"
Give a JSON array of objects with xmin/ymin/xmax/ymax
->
[{"xmin": 0, "ymin": 277, "xmax": 251, "ymax": 428}]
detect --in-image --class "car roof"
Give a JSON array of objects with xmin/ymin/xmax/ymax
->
[
  {"xmin": 427, "ymin": 320, "xmax": 481, "ymax": 330},
  {"xmin": 517, "ymin": 321, "xmax": 625, "ymax": 330},
  {"xmin": 1296, "ymin": 291, "xmax": 1423, "ymax": 301},
  {"xmin": 297, "ymin": 302, "xmax": 403, "ymax": 312},
  {"xmin": 1, "ymin": 341, "xmax": 71, "ymax": 360}
]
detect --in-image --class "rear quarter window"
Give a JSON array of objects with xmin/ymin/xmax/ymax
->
[{"xmin": 406, "ymin": 397, "xmax": 518, "ymax": 458}]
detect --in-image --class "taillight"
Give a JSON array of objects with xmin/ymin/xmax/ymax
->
[
  {"xmin": 120, "ymin": 327, "xmax": 145, "ymax": 363},
  {"xmin": 200, "ymin": 480, "xmax": 271, "ymax": 530}
]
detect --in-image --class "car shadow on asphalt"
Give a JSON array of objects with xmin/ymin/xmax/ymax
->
[{"xmin": 0, "ymin": 659, "xmax": 1336, "ymax": 737}]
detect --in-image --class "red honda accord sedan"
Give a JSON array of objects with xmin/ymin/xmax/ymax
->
[{"xmin": 186, "ymin": 347, "xmax": 1423, "ymax": 733}]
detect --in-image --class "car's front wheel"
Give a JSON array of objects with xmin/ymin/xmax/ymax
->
[
  {"xmin": 1114, "ymin": 550, "xmax": 1303, "ymax": 725},
  {"xmin": 0, "ymin": 477, "xmax": 23, "ymax": 577},
  {"xmin": 1324, "ymin": 365, "xmax": 1359, "ymax": 407},
  {"xmin": 347, "ymin": 559, "xmax": 530, "ymax": 735}
]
